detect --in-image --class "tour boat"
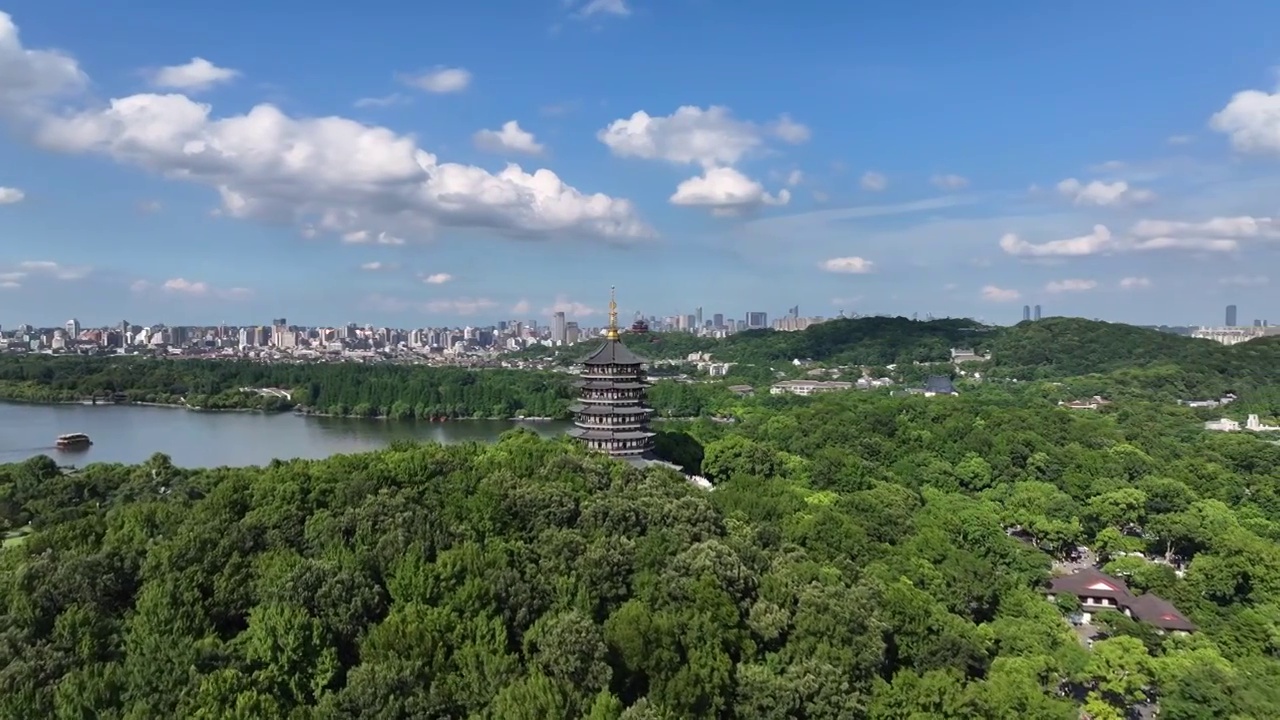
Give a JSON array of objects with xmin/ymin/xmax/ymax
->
[{"xmin": 55, "ymin": 433, "xmax": 93, "ymax": 450}]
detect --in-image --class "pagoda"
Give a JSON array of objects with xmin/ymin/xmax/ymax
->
[{"xmin": 566, "ymin": 288, "xmax": 655, "ymax": 459}]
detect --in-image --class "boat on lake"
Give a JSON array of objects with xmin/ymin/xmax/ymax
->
[{"xmin": 55, "ymin": 433, "xmax": 93, "ymax": 450}]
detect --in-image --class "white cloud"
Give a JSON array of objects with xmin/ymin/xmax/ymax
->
[
  {"xmin": 669, "ymin": 166, "xmax": 790, "ymax": 215},
  {"xmin": 1000, "ymin": 220, "xmax": 1243, "ymax": 258},
  {"xmin": 511, "ymin": 299, "xmax": 531, "ymax": 314},
  {"xmin": 819, "ymin": 256, "xmax": 874, "ymax": 274},
  {"xmin": 1044, "ymin": 278, "xmax": 1097, "ymax": 293},
  {"xmin": 1000, "ymin": 225, "xmax": 1114, "ymax": 257},
  {"xmin": 542, "ymin": 295, "xmax": 597, "ymax": 317},
  {"xmin": 577, "ymin": 0, "xmax": 631, "ymax": 17},
  {"xmin": 1131, "ymin": 215, "xmax": 1279, "ymax": 239},
  {"xmin": 1118, "ymin": 276, "xmax": 1152, "ymax": 290},
  {"xmin": 771, "ymin": 114, "xmax": 811, "ymax": 144},
  {"xmin": 860, "ymin": 171, "xmax": 887, "ymax": 191},
  {"xmin": 1220, "ymin": 274, "xmax": 1269, "ymax": 287},
  {"xmin": 1056, "ymin": 177, "xmax": 1156, "ymax": 206},
  {"xmin": 360, "ymin": 261, "xmax": 395, "ymax": 271},
  {"xmin": 138, "ymin": 199, "xmax": 161, "ymax": 214},
  {"xmin": 1210, "ymin": 87, "xmax": 1280, "ymax": 155},
  {"xmin": 148, "ymin": 57, "xmax": 238, "ymax": 92},
  {"xmin": 354, "ymin": 93, "xmax": 409, "ymax": 109},
  {"xmin": 132, "ymin": 277, "xmax": 249, "ymax": 299},
  {"xmin": 0, "ymin": 280, "xmax": 17, "ymax": 289},
  {"xmin": 15, "ymin": 259, "xmax": 90, "ymax": 280},
  {"xmin": 1167, "ymin": 134, "xmax": 1193, "ymax": 145},
  {"xmin": 422, "ymin": 272, "xmax": 453, "ymax": 284},
  {"xmin": 0, "ymin": 186, "xmax": 23, "ymax": 204},
  {"xmin": 473, "ymin": 120, "xmax": 545, "ymax": 156},
  {"xmin": 400, "ymin": 66, "xmax": 471, "ymax": 94},
  {"xmin": 598, "ymin": 105, "xmax": 804, "ymax": 169},
  {"xmin": 340, "ymin": 230, "xmax": 406, "ymax": 245},
  {"xmin": 981, "ymin": 285, "xmax": 1020, "ymax": 302},
  {"xmin": 785, "ymin": 170, "xmax": 804, "ymax": 187},
  {"xmin": 0, "ymin": 17, "xmax": 651, "ymax": 246},
  {"xmin": 930, "ymin": 173, "xmax": 969, "ymax": 191},
  {"xmin": 0, "ymin": 12, "xmax": 86, "ymax": 114}
]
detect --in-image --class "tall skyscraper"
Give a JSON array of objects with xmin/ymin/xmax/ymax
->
[
  {"xmin": 789, "ymin": 305, "xmax": 800, "ymax": 318},
  {"xmin": 695, "ymin": 307, "xmax": 703, "ymax": 328},
  {"xmin": 1033, "ymin": 305, "xmax": 1042, "ymax": 321},
  {"xmin": 1022, "ymin": 305, "xmax": 1031, "ymax": 322},
  {"xmin": 1226, "ymin": 304, "xmax": 1238, "ymax": 327},
  {"xmin": 553, "ymin": 311, "xmax": 566, "ymax": 344},
  {"xmin": 713, "ymin": 313, "xmax": 724, "ymax": 328},
  {"xmin": 746, "ymin": 312, "xmax": 768, "ymax": 329}
]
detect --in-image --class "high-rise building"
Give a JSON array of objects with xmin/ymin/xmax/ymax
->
[
  {"xmin": 553, "ymin": 311, "xmax": 566, "ymax": 344},
  {"xmin": 695, "ymin": 307, "xmax": 703, "ymax": 328},
  {"xmin": 713, "ymin": 313, "xmax": 724, "ymax": 328},
  {"xmin": 746, "ymin": 312, "xmax": 768, "ymax": 329},
  {"xmin": 1033, "ymin": 305, "xmax": 1042, "ymax": 321},
  {"xmin": 1226, "ymin": 304, "xmax": 1238, "ymax": 327},
  {"xmin": 789, "ymin": 305, "xmax": 800, "ymax": 318},
  {"xmin": 1022, "ymin": 305, "xmax": 1031, "ymax": 322},
  {"xmin": 566, "ymin": 288, "xmax": 655, "ymax": 460},
  {"xmin": 65, "ymin": 318, "xmax": 80, "ymax": 338}
]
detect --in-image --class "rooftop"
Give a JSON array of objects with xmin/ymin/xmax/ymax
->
[{"xmin": 581, "ymin": 338, "xmax": 647, "ymax": 366}]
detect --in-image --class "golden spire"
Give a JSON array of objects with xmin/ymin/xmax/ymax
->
[{"xmin": 605, "ymin": 286, "xmax": 620, "ymax": 340}]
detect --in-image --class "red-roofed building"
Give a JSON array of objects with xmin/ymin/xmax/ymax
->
[{"xmin": 1046, "ymin": 567, "xmax": 1195, "ymax": 634}]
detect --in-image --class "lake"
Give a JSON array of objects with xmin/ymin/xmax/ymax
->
[{"xmin": 0, "ymin": 402, "xmax": 572, "ymax": 467}]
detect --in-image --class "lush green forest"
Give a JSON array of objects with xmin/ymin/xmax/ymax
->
[
  {"xmin": 4, "ymin": 377, "xmax": 1280, "ymax": 718},
  {"xmin": 0, "ymin": 356, "xmax": 576, "ymax": 420}
]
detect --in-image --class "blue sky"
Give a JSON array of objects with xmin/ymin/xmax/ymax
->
[{"xmin": 2, "ymin": 0, "xmax": 1279, "ymax": 328}]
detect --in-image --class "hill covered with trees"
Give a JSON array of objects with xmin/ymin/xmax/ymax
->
[{"xmin": 3, "ymin": 380, "xmax": 1280, "ymax": 718}]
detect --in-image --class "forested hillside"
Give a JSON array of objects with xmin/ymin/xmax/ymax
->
[
  {"xmin": 3, "ymin": 383, "xmax": 1280, "ymax": 718},
  {"xmin": 984, "ymin": 318, "xmax": 1280, "ymax": 397}
]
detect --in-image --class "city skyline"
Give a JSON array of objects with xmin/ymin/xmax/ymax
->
[{"xmin": 1, "ymin": 3, "xmax": 1279, "ymax": 326}]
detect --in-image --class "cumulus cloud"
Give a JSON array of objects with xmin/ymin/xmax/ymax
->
[
  {"xmin": 0, "ymin": 15, "xmax": 651, "ymax": 246},
  {"xmin": 598, "ymin": 105, "xmax": 806, "ymax": 169},
  {"xmin": 819, "ymin": 256, "xmax": 874, "ymax": 274},
  {"xmin": 1056, "ymin": 177, "xmax": 1155, "ymax": 206},
  {"xmin": 542, "ymin": 295, "xmax": 597, "ymax": 317},
  {"xmin": 999, "ymin": 216, "xmax": 1257, "ymax": 258},
  {"xmin": 1118, "ymin": 276, "xmax": 1152, "ymax": 289},
  {"xmin": 981, "ymin": 285, "xmax": 1020, "ymax": 302},
  {"xmin": 1044, "ymin": 278, "xmax": 1097, "ymax": 293},
  {"xmin": 511, "ymin": 299, "xmax": 531, "ymax": 314},
  {"xmin": 860, "ymin": 171, "xmax": 887, "ymax": 191},
  {"xmin": 132, "ymin": 277, "xmax": 250, "ymax": 299},
  {"xmin": 0, "ymin": 12, "xmax": 86, "ymax": 113},
  {"xmin": 148, "ymin": 57, "xmax": 239, "ymax": 92},
  {"xmin": 1000, "ymin": 225, "xmax": 1115, "ymax": 257},
  {"xmin": 473, "ymin": 120, "xmax": 545, "ymax": 156},
  {"xmin": 598, "ymin": 105, "xmax": 805, "ymax": 217},
  {"xmin": 0, "ymin": 186, "xmax": 23, "ymax": 204},
  {"xmin": 785, "ymin": 170, "xmax": 804, "ymax": 186},
  {"xmin": 360, "ymin": 261, "xmax": 395, "ymax": 271},
  {"xmin": 1210, "ymin": 85, "xmax": 1280, "ymax": 155},
  {"xmin": 421, "ymin": 272, "xmax": 453, "ymax": 284},
  {"xmin": 400, "ymin": 66, "xmax": 471, "ymax": 94},
  {"xmin": 669, "ymin": 167, "xmax": 790, "ymax": 215},
  {"xmin": 930, "ymin": 173, "xmax": 969, "ymax": 191}
]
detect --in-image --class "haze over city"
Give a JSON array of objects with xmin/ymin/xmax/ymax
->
[{"xmin": 2, "ymin": 1, "xmax": 1279, "ymax": 327}]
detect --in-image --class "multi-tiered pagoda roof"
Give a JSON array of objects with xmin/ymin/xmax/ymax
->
[{"xmin": 565, "ymin": 289, "xmax": 655, "ymax": 459}]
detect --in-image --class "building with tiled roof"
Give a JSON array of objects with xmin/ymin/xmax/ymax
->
[{"xmin": 1046, "ymin": 567, "xmax": 1195, "ymax": 633}]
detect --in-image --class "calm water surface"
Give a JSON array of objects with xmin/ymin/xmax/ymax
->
[{"xmin": 0, "ymin": 402, "xmax": 571, "ymax": 467}]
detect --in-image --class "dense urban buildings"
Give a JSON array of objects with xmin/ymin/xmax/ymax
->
[{"xmin": 565, "ymin": 289, "xmax": 655, "ymax": 459}]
